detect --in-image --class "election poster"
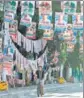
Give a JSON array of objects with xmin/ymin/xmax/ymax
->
[
  {"xmin": 55, "ymin": 12, "xmax": 68, "ymax": 33},
  {"xmin": 20, "ymin": 14, "xmax": 32, "ymax": 27},
  {"xmin": 72, "ymin": 13, "xmax": 83, "ymax": 30},
  {"xmin": 26, "ymin": 22, "xmax": 36, "ymax": 39},
  {"xmin": 43, "ymin": 29, "xmax": 54, "ymax": 40},
  {"xmin": 9, "ymin": 20, "xmax": 18, "ymax": 35}
]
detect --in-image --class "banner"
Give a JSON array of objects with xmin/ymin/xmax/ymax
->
[
  {"xmin": 38, "ymin": 1, "xmax": 52, "ymax": 14},
  {"xmin": 72, "ymin": 13, "xmax": 83, "ymax": 30},
  {"xmin": 61, "ymin": 1, "xmax": 77, "ymax": 14},
  {"xmin": 55, "ymin": 12, "xmax": 68, "ymax": 33},
  {"xmin": 43, "ymin": 29, "xmax": 54, "ymax": 40},
  {"xmin": 26, "ymin": 22, "xmax": 36, "ymax": 39}
]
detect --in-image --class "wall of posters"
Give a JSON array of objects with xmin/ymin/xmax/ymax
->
[
  {"xmin": 43, "ymin": 29, "xmax": 54, "ymax": 40},
  {"xmin": 72, "ymin": 13, "xmax": 83, "ymax": 30},
  {"xmin": 55, "ymin": 12, "xmax": 68, "ymax": 33},
  {"xmin": 26, "ymin": 22, "xmax": 36, "ymax": 39},
  {"xmin": 61, "ymin": 1, "xmax": 77, "ymax": 14}
]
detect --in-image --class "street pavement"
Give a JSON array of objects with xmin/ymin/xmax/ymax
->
[{"xmin": 0, "ymin": 83, "xmax": 83, "ymax": 98}]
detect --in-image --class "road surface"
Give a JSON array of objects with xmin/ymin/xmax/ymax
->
[{"xmin": 0, "ymin": 83, "xmax": 83, "ymax": 98}]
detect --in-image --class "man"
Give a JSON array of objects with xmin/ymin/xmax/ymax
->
[{"xmin": 36, "ymin": 66, "xmax": 45, "ymax": 97}]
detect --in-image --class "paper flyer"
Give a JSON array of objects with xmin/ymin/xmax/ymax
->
[
  {"xmin": 55, "ymin": 12, "xmax": 68, "ymax": 33},
  {"xmin": 9, "ymin": 20, "xmax": 18, "ymax": 35},
  {"xmin": 20, "ymin": 14, "xmax": 32, "ymax": 27},
  {"xmin": 72, "ymin": 13, "xmax": 83, "ymax": 30},
  {"xmin": 43, "ymin": 29, "xmax": 54, "ymax": 40},
  {"xmin": 38, "ymin": 1, "xmax": 52, "ymax": 14},
  {"xmin": 26, "ymin": 22, "xmax": 36, "ymax": 39},
  {"xmin": 61, "ymin": 1, "xmax": 77, "ymax": 14}
]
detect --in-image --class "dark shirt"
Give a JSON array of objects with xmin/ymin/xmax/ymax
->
[{"xmin": 36, "ymin": 70, "xmax": 44, "ymax": 80}]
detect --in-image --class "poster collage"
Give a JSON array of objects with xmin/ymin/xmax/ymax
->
[{"xmin": 0, "ymin": 1, "xmax": 83, "ymax": 75}]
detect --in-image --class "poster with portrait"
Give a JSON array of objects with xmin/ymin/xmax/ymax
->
[
  {"xmin": 55, "ymin": 12, "xmax": 68, "ymax": 33},
  {"xmin": 9, "ymin": 20, "xmax": 18, "ymax": 35},
  {"xmin": 38, "ymin": 13, "xmax": 52, "ymax": 30},
  {"xmin": 20, "ymin": 13, "xmax": 32, "ymax": 27},
  {"xmin": 26, "ymin": 22, "xmax": 36, "ymax": 39},
  {"xmin": 21, "ymin": 1, "xmax": 35, "ymax": 16},
  {"xmin": 10, "ymin": 34, "xmax": 17, "ymax": 43},
  {"xmin": 38, "ymin": 1, "xmax": 52, "ymax": 14},
  {"xmin": 72, "ymin": 13, "xmax": 83, "ymax": 30},
  {"xmin": 4, "ymin": 11, "xmax": 15, "ymax": 23},
  {"xmin": 61, "ymin": 1, "xmax": 77, "ymax": 14},
  {"xmin": 43, "ymin": 29, "xmax": 54, "ymax": 40}
]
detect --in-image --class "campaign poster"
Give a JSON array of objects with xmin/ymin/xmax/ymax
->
[
  {"xmin": 26, "ymin": 22, "xmax": 36, "ymax": 39},
  {"xmin": 55, "ymin": 12, "xmax": 68, "ymax": 33},
  {"xmin": 38, "ymin": 1, "xmax": 52, "ymax": 14},
  {"xmin": 20, "ymin": 14, "xmax": 32, "ymax": 27},
  {"xmin": 72, "ymin": 13, "xmax": 83, "ymax": 30},
  {"xmin": 4, "ymin": 10, "xmax": 15, "ymax": 23},
  {"xmin": 61, "ymin": 1, "xmax": 77, "ymax": 14},
  {"xmin": 21, "ymin": 1, "xmax": 35, "ymax": 16},
  {"xmin": 43, "ymin": 29, "xmax": 54, "ymax": 40},
  {"xmin": 9, "ymin": 20, "xmax": 18, "ymax": 35}
]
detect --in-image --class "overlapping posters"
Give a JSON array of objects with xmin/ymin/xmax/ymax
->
[
  {"xmin": 43, "ymin": 29, "xmax": 54, "ymax": 40},
  {"xmin": 55, "ymin": 12, "xmax": 68, "ymax": 33},
  {"xmin": 72, "ymin": 13, "xmax": 83, "ymax": 30},
  {"xmin": 0, "ymin": 38, "xmax": 2, "ymax": 53},
  {"xmin": 61, "ymin": 1, "xmax": 77, "ymax": 14},
  {"xmin": 9, "ymin": 20, "xmax": 18, "ymax": 42},
  {"xmin": 38, "ymin": 1, "xmax": 52, "ymax": 14},
  {"xmin": 38, "ymin": 1, "xmax": 52, "ymax": 30},
  {"xmin": 26, "ymin": 22, "xmax": 36, "ymax": 39},
  {"xmin": 20, "ymin": 1, "xmax": 35, "ymax": 27},
  {"xmin": 4, "ymin": 1, "xmax": 18, "ymax": 22}
]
